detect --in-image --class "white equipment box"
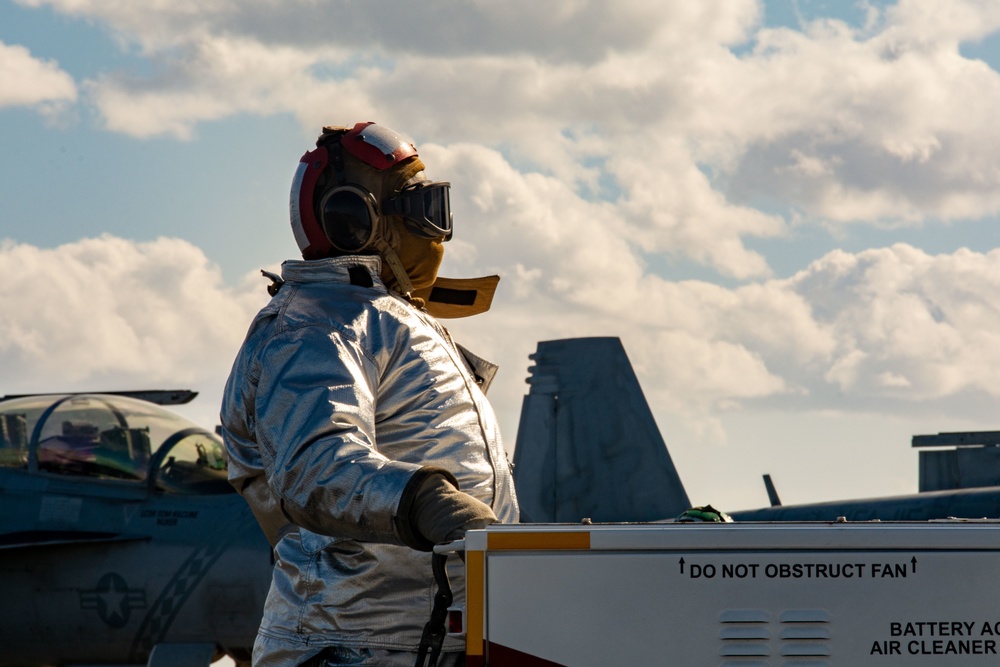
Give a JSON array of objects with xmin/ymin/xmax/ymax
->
[{"xmin": 457, "ymin": 522, "xmax": 1000, "ymax": 666}]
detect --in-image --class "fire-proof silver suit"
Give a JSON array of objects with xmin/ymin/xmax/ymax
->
[{"xmin": 221, "ymin": 255, "xmax": 518, "ymax": 666}]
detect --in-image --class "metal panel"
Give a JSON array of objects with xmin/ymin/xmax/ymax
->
[{"xmin": 477, "ymin": 523, "xmax": 1000, "ymax": 666}]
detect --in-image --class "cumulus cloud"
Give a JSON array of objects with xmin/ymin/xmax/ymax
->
[
  {"xmin": 0, "ymin": 236, "xmax": 266, "ymax": 396},
  {"xmin": 16, "ymin": 0, "xmax": 754, "ymax": 61},
  {"xmin": 8, "ymin": 0, "xmax": 1000, "ymax": 481},
  {"xmin": 0, "ymin": 40, "xmax": 76, "ymax": 110},
  {"xmin": 791, "ymin": 244, "xmax": 1000, "ymax": 400},
  {"xmin": 436, "ymin": 150, "xmax": 1000, "ymax": 441},
  {"xmin": 86, "ymin": 37, "xmax": 326, "ymax": 139},
  {"xmin": 4, "ymin": 232, "xmax": 1000, "ymax": 456},
  {"xmin": 15, "ymin": 0, "xmax": 1000, "ymax": 279},
  {"xmin": 722, "ymin": 13, "xmax": 1000, "ymax": 224}
]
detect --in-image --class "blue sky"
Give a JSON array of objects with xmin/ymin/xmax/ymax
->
[{"xmin": 5, "ymin": 0, "xmax": 1000, "ymax": 515}]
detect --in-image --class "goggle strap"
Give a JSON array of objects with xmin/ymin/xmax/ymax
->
[
  {"xmin": 373, "ymin": 237, "xmax": 415, "ymax": 300},
  {"xmin": 383, "ymin": 196, "xmax": 404, "ymax": 216}
]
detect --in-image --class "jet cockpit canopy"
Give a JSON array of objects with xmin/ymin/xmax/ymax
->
[{"xmin": 0, "ymin": 393, "xmax": 230, "ymax": 494}]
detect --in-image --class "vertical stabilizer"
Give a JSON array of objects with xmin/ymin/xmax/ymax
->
[{"xmin": 512, "ymin": 337, "xmax": 690, "ymax": 522}]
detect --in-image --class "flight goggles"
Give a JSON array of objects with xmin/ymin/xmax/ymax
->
[{"xmin": 385, "ymin": 181, "xmax": 453, "ymax": 240}]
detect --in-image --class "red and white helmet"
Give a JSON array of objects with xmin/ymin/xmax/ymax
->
[{"xmin": 289, "ymin": 122, "xmax": 451, "ymax": 259}]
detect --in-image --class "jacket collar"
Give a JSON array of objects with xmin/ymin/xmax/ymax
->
[
  {"xmin": 280, "ymin": 255, "xmax": 383, "ymax": 286},
  {"xmin": 279, "ymin": 256, "xmax": 499, "ymax": 318}
]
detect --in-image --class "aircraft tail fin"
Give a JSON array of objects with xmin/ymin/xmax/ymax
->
[{"xmin": 512, "ymin": 337, "xmax": 690, "ymax": 522}]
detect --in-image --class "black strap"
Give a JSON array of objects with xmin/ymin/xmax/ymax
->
[{"xmin": 414, "ymin": 553, "xmax": 453, "ymax": 667}]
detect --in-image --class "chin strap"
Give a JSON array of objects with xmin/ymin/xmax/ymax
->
[{"xmin": 373, "ymin": 237, "xmax": 420, "ymax": 303}]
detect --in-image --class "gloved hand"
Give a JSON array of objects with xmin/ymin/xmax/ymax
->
[{"xmin": 411, "ymin": 473, "xmax": 497, "ymax": 545}]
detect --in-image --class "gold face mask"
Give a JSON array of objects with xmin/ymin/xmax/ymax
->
[
  {"xmin": 414, "ymin": 275, "xmax": 500, "ymax": 319},
  {"xmin": 378, "ymin": 221, "xmax": 498, "ymax": 318},
  {"xmin": 379, "ymin": 223, "xmax": 445, "ymax": 295}
]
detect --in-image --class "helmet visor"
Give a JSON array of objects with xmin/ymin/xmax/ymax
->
[{"xmin": 386, "ymin": 181, "xmax": 453, "ymax": 240}]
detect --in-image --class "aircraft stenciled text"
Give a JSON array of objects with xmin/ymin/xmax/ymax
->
[
  {"xmin": 140, "ymin": 509, "xmax": 199, "ymax": 526},
  {"xmin": 678, "ymin": 557, "xmax": 917, "ymax": 579},
  {"xmin": 870, "ymin": 621, "xmax": 1000, "ymax": 656}
]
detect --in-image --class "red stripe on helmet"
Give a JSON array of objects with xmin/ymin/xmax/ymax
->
[{"xmin": 291, "ymin": 146, "xmax": 334, "ymax": 260}]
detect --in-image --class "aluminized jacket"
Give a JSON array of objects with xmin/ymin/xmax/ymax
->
[{"xmin": 221, "ymin": 256, "xmax": 519, "ymax": 665}]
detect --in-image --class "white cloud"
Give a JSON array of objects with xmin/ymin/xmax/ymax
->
[
  {"xmin": 885, "ymin": 0, "xmax": 1000, "ymax": 45},
  {"xmin": 430, "ymin": 153, "xmax": 1000, "ymax": 442},
  {"xmin": 4, "ymin": 233, "xmax": 1000, "ymax": 461},
  {"xmin": 0, "ymin": 41, "xmax": 76, "ymax": 110},
  {"xmin": 18, "ymin": 0, "xmax": 780, "ymax": 275},
  {"xmin": 721, "ymin": 4, "xmax": 1000, "ymax": 224},
  {"xmin": 17, "ymin": 0, "xmax": 757, "ymax": 60},
  {"xmin": 16, "ymin": 0, "xmax": 1000, "ymax": 279},
  {"xmin": 444, "ymin": 177, "xmax": 1000, "ymax": 442},
  {"xmin": 0, "ymin": 236, "xmax": 266, "ymax": 396},
  {"xmin": 86, "ymin": 36, "xmax": 327, "ymax": 139},
  {"xmin": 7, "ymin": 1, "xmax": 1000, "ymax": 469},
  {"xmin": 791, "ymin": 244, "xmax": 1000, "ymax": 400}
]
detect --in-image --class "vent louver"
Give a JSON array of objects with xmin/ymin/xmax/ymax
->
[{"xmin": 720, "ymin": 609, "xmax": 832, "ymax": 666}]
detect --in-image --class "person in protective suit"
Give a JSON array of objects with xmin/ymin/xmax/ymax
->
[{"xmin": 221, "ymin": 122, "xmax": 519, "ymax": 667}]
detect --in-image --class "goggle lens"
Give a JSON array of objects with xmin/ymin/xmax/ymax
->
[{"xmin": 388, "ymin": 182, "xmax": 453, "ymax": 240}]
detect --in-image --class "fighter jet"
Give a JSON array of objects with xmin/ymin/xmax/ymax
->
[
  {"xmin": 0, "ymin": 391, "xmax": 270, "ymax": 667},
  {"xmin": 512, "ymin": 337, "xmax": 1000, "ymax": 523}
]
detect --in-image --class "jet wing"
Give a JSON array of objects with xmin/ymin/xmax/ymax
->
[{"xmin": 0, "ymin": 530, "xmax": 149, "ymax": 551}]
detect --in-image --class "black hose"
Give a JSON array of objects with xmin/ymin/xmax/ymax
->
[{"xmin": 414, "ymin": 552, "xmax": 453, "ymax": 667}]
